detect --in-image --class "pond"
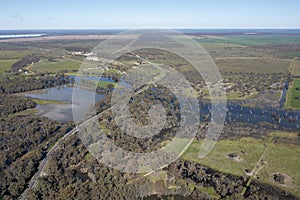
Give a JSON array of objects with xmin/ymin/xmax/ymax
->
[{"xmin": 24, "ymin": 85, "xmax": 105, "ymax": 122}]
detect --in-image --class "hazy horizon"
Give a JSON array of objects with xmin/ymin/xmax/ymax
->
[{"xmin": 1, "ymin": 0, "xmax": 300, "ymax": 29}]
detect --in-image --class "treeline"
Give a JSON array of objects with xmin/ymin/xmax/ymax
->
[
  {"xmin": 0, "ymin": 73, "xmax": 72, "ymax": 94},
  {"xmin": 0, "ymin": 94, "xmax": 36, "ymax": 117},
  {"xmin": 11, "ymin": 55, "xmax": 40, "ymax": 72},
  {"xmin": 168, "ymin": 159, "xmax": 298, "ymax": 200}
]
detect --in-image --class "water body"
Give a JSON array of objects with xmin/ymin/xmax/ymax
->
[
  {"xmin": 24, "ymin": 85, "xmax": 104, "ymax": 122},
  {"xmin": 0, "ymin": 34, "xmax": 44, "ymax": 39},
  {"xmin": 23, "ymin": 78, "xmax": 300, "ymax": 131},
  {"xmin": 200, "ymin": 101, "xmax": 300, "ymax": 130}
]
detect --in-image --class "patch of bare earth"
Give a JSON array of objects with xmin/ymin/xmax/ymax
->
[{"xmin": 270, "ymin": 173, "xmax": 295, "ymax": 188}]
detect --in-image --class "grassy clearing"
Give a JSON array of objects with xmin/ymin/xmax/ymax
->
[
  {"xmin": 182, "ymin": 138, "xmax": 266, "ymax": 177},
  {"xmin": 0, "ymin": 50, "xmax": 30, "ymax": 59},
  {"xmin": 184, "ymin": 181, "xmax": 219, "ymax": 198},
  {"xmin": 290, "ymin": 58, "xmax": 300, "ymax": 76},
  {"xmin": 258, "ymin": 142, "xmax": 300, "ymax": 197},
  {"xmin": 201, "ymin": 87, "xmax": 258, "ymax": 100},
  {"xmin": 182, "ymin": 134, "xmax": 300, "ymax": 197},
  {"xmin": 268, "ymin": 131, "xmax": 300, "ymax": 140},
  {"xmin": 0, "ymin": 59, "xmax": 19, "ymax": 75},
  {"xmin": 286, "ymin": 79, "xmax": 300, "ymax": 109},
  {"xmin": 31, "ymin": 58, "xmax": 81, "ymax": 73},
  {"xmin": 97, "ymin": 80, "xmax": 116, "ymax": 88},
  {"xmin": 30, "ymin": 98, "xmax": 67, "ymax": 105},
  {"xmin": 6, "ymin": 109, "xmax": 39, "ymax": 118}
]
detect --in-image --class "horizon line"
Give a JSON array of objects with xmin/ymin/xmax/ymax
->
[{"xmin": 1, "ymin": 28, "xmax": 300, "ymax": 31}]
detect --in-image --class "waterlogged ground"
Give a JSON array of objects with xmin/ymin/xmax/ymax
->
[{"xmin": 24, "ymin": 85, "xmax": 104, "ymax": 122}]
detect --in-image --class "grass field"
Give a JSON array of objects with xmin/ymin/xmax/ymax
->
[
  {"xmin": 182, "ymin": 138, "xmax": 266, "ymax": 177},
  {"xmin": 286, "ymin": 79, "xmax": 300, "ymax": 109},
  {"xmin": 6, "ymin": 108, "xmax": 39, "ymax": 118},
  {"xmin": 196, "ymin": 35, "xmax": 300, "ymax": 46},
  {"xmin": 182, "ymin": 134, "xmax": 300, "ymax": 197},
  {"xmin": 97, "ymin": 80, "xmax": 116, "ymax": 88},
  {"xmin": 290, "ymin": 58, "xmax": 300, "ymax": 76},
  {"xmin": 31, "ymin": 58, "xmax": 82, "ymax": 73},
  {"xmin": 0, "ymin": 46, "xmax": 29, "ymax": 75},
  {"xmin": 215, "ymin": 58, "xmax": 290, "ymax": 73},
  {"xmin": 258, "ymin": 142, "xmax": 300, "ymax": 197},
  {"xmin": 0, "ymin": 50, "xmax": 30, "ymax": 59},
  {"xmin": 30, "ymin": 98, "xmax": 67, "ymax": 105},
  {"xmin": 0, "ymin": 59, "xmax": 19, "ymax": 75}
]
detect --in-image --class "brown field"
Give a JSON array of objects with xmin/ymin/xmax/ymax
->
[{"xmin": 215, "ymin": 58, "xmax": 290, "ymax": 73}]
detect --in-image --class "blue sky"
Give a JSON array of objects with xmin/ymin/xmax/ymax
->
[{"xmin": 1, "ymin": 0, "xmax": 300, "ymax": 29}]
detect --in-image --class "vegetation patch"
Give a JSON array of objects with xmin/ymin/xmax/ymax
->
[
  {"xmin": 0, "ymin": 59, "xmax": 19, "ymax": 75},
  {"xmin": 31, "ymin": 58, "xmax": 82, "ymax": 73},
  {"xmin": 182, "ymin": 138, "xmax": 266, "ymax": 177},
  {"xmin": 286, "ymin": 79, "xmax": 300, "ymax": 109},
  {"xmin": 196, "ymin": 35, "xmax": 300, "ymax": 46},
  {"xmin": 30, "ymin": 98, "xmax": 67, "ymax": 105}
]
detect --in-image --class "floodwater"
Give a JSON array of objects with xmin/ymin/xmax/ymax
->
[
  {"xmin": 200, "ymin": 101, "xmax": 300, "ymax": 130},
  {"xmin": 23, "ymin": 78, "xmax": 300, "ymax": 132},
  {"xmin": 24, "ymin": 85, "xmax": 104, "ymax": 122}
]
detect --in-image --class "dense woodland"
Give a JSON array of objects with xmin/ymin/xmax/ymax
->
[
  {"xmin": 11, "ymin": 55, "xmax": 40, "ymax": 73},
  {"xmin": 0, "ymin": 115, "xmax": 74, "ymax": 199},
  {"xmin": 0, "ymin": 73, "xmax": 72, "ymax": 94},
  {"xmin": 0, "ymin": 94, "xmax": 36, "ymax": 117}
]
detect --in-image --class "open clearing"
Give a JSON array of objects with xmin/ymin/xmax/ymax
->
[
  {"xmin": 182, "ymin": 133, "xmax": 300, "ymax": 197},
  {"xmin": 286, "ymin": 79, "xmax": 300, "ymax": 109},
  {"xmin": 215, "ymin": 58, "xmax": 290, "ymax": 73},
  {"xmin": 0, "ymin": 59, "xmax": 19, "ymax": 75},
  {"xmin": 31, "ymin": 58, "xmax": 81, "ymax": 73},
  {"xmin": 290, "ymin": 58, "xmax": 300, "ymax": 77},
  {"xmin": 0, "ymin": 50, "xmax": 30, "ymax": 75},
  {"xmin": 196, "ymin": 35, "xmax": 300, "ymax": 46}
]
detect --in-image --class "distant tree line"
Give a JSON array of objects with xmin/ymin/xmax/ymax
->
[{"xmin": 0, "ymin": 73, "xmax": 72, "ymax": 94}]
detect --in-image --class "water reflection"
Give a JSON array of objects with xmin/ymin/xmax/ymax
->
[{"xmin": 24, "ymin": 85, "xmax": 104, "ymax": 122}]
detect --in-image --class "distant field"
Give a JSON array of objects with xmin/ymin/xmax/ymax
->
[
  {"xmin": 0, "ymin": 50, "xmax": 30, "ymax": 75},
  {"xmin": 215, "ymin": 58, "xmax": 290, "ymax": 73},
  {"xmin": 286, "ymin": 79, "xmax": 300, "ymax": 109},
  {"xmin": 290, "ymin": 58, "xmax": 300, "ymax": 76},
  {"xmin": 0, "ymin": 50, "xmax": 30, "ymax": 59},
  {"xmin": 31, "ymin": 58, "xmax": 82, "ymax": 73},
  {"xmin": 0, "ymin": 59, "xmax": 19, "ymax": 75},
  {"xmin": 282, "ymin": 52, "xmax": 300, "ymax": 58},
  {"xmin": 196, "ymin": 35, "xmax": 300, "ymax": 46}
]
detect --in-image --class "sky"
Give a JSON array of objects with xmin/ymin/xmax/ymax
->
[{"xmin": 0, "ymin": 0, "xmax": 300, "ymax": 29}]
